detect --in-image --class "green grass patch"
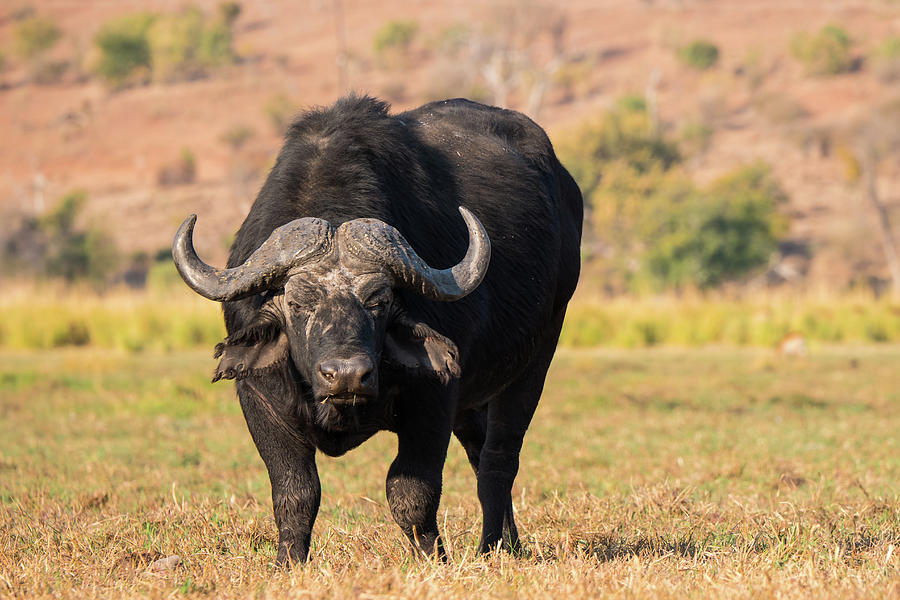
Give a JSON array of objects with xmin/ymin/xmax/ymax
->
[{"xmin": 1, "ymin": 346, "xmax": 898, "ymax": 596}]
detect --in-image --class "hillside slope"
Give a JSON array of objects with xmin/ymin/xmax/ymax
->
[{"xmin": 1, "ymin": 0, "xmax": 898, "ymax": 287}]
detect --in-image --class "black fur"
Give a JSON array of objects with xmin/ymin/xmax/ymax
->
[{"xmin": 218, "ymin": 96, "xmax": 582, "ymax": 565}]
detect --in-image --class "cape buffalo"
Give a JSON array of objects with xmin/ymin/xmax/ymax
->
[{"xmin": 172, "ymin": 95, "xmax": 582, "ymax": 565}]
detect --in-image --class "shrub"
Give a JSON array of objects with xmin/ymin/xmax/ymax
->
[
  {"xmin": 872, "ymin": 36, "xmax": 900, "ymax": 82},
  {"xmin": 146, "ymin": 7, "xmax": 205, "ymax": 82},
  {"xmin": 264, "ymin": 93, "xmax": 296, "ymax": 135},
  {"xmin": 790, "ymin": 24, "xmax": 854, "ymax": 76},
  {"xmin": 1, "ymin": 190, "xmax": 124, "ymax": 285},
  {"xmin": 157, "ymin": 148, "xmax": 196, "ymax": 186},
  {"xmin": 196, "ymin": 13, "xmax": 235, "ymax": 67},
  {"xmin": 643, "ymin": 163, "xmax": 788, "ymax": 289},
  {"xmin": 373, "ymin": 20, "xmax": 418, "ymax": 55},
  {"xmin": 52, "ymin": 321, "xmax": 91, "ymax": 347},
  {"xmin": 93, "ymin": 5, "xmax": 238, "ymax": 86},
  {"xmin": 557, "ymin": 95, "xmax": 680, "ymax": 203},
  {"xmin": 558, "ymin": 100, "xmax": 789, "ymax": 292},
  {"xmin": 13, "ymin": 15, "xmax": 61, "ymax": 59},
  {"xmin": 677, "ymin": 40, "xmax": 719, "ymax": 70},
  {"xmin": 93, "ymin": 12, "xmax": 155, "ymax": 86},
  {"xmin": 147, "ymin": 5, "xmax": 236, "ymax": 83},
  {"xmin": 680, "ymin": 121, "xmax": 713, "ymax": 155},
  {"xmin": 220, "ymin": 123, "xmax": 255, "ymax": 150},
  {"xmin": 40, "ymin": 191, "xmax": 119, "ymax": 284},
  {"xmin": 218, "ymin": 2, "xmax": 242, "ymax": 26}
]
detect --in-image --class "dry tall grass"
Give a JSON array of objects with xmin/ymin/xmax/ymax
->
[{"xmin": 1, "ymin": 282, "xmax": 899, "ymax": 350}]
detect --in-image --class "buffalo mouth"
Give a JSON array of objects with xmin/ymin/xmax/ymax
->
[
  {"xmin": 318, "ymin": 392, "xmax": 376, "ymax": 406},
  {"xmin": 311, "ymin": 392, "xmax": 386, "ymax": 433}
]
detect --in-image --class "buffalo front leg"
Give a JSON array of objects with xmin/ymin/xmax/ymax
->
[
  {"xmin": 237, "ymin": 380, "xmax": 321, "ymax": 566},
  {"xmin": 385, "ymin": 392, "xmax": 454, "ymax": 559}
]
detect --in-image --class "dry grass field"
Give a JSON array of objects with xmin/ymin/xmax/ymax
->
[{"xmin": 2, "ymin": 345, "xmax": 899, "ymax": 598}]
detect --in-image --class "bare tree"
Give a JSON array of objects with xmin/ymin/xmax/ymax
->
[
  {"xmin": 466, "ymin": 3, "xmax": 577, "ymax": 119},
  {"xmin": 333, "ymin": 0, "xmax": 349, "ymax": 93},
  {"xmin": 848, "ymin": 103, "xmax": 900, "ymax": 295}
]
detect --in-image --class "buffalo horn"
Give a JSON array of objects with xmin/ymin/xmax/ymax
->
[
  {"xmin": 339, "ymin": 206, "xmax": 491, "ymax": 301},
  {"xmin": 172, "ymin": 214, "xmax": 333, "ymax": 301}
]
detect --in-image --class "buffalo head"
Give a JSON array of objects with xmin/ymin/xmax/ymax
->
[{"xmin": 172, "ymin": 208, "xmax": 490, "ymax": 410}]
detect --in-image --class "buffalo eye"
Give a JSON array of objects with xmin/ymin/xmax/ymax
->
[{"xmin": 363, "ymin": 290, "xmax": 392, "ymax": 312}]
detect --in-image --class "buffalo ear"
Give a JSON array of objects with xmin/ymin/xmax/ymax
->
[
  {"xmin": 212, "ymin": 332, "xmax": 289, "ymax": 382},
  {"xmin": 212, "ymin": 303, "xmax": 289, "ymax": 382},
  {"xmin": 383, "ymin": 316, "xmax": 461, "ymax": 384}
]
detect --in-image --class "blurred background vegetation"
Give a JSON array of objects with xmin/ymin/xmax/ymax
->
[{"xmin": 1, "ymin": 0, "xmax": 899, "ymax": 349}]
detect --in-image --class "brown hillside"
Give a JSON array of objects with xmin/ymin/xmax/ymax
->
[{"xmin": 1, "ymin": 0, "xmax": 898, "ymax": 287}]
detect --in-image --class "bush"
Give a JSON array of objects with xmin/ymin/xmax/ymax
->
[
  {"xmin": 146, "ymin": 7, "xmax": 205, "ymax": 82},
  {"xmin": 14, "ymin": 15, "xmax": 61, "ymax": 59},
  {"xmin": 558, "ymin": 100, "xmax": 789, "ymax": 292},
  {"xmin": 264, "ymin": 93, "xmax": 296, "ymax": 135},
  {"xmin": 218, "ymin": 2, "xmax": 242, "ymax": 26},
  {"xmin": 147, "ymin": 4, "xmax": 237, "ymax": 82},
  {"xmin": 1, "ymin": 190, "xmax": 121, "ymax": 285},
  {"xmin": 680, "ymin": 121, "xmax": 713, "ymax": 155},
  {"xmin": 93, "ymin": 12, "xmax": 155, "ymax": 86},
  {"xmin": 677, "ymin": 40, "xmax": 719, "ymax": 71},
  {"xmin": 558, "ymin": 95, "xmax": 680, "ymax": 204},
  {"xmin": 790, "ymin": 25, "xmax": 854, "ymax": 76},
  {"xmin": 157, "ymin": 148, "xmax": 196, "ymax": 186},
  {"xmin": 643, "ymin": 164, "xmax": 788, "ymax": 289},
  {"xmin": 872, "ymin": 36, "xmax": 900, "ymax": 82},
  {"xmin": 220, "ymin": 123, "xmax": 255, "ymax": 150},
  {"xmin": 93, "ymin": 5, "xmax": 238, "ymax": 86},
  {"xmin": 373, "ymin": 20, "xmax": 418, "ymax": 55},
  {"xmin": 41, "ymin": 191, "xmax": 120, "ymax": 284}
]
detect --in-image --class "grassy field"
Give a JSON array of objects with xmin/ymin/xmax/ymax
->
[{"xmin": 1, "ymin": 345, "xmax": 899, "ymax": 598}]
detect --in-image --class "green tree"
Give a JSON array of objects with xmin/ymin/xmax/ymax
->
[
  {"xmin": 40, "ymin": 191, "xmax": 119, "ymax": 284},
  {"xmin": 644, "ymin": 164, "xmax": 788, "ymax": 289},
  {"xmin": 558, "ymin": 95, "xmax": 680, "ymax": 204},
  {"xmin": 559, "ymin": 99, "xmax": 788, "ymax": 292}
]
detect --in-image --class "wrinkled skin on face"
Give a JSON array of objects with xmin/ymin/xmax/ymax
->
[{"xmin": 212, "ymin": 253, "xmax": 462, "ymax": 431}]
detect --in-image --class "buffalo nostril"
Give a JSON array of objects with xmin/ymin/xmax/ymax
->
[
  {"xmin": 318, "ymin": 362, "xmax": 338, "ymax": 383},
  {"xmin": 349, "ymin": 356, "xmax": 374, "ymax": 387}
]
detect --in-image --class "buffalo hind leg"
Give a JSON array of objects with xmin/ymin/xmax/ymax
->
[
  {"xmin": 476, "ymin": 315, "xmax": 565, "ymax": 554},
  {"xmin": 455, "ymin": 408, "xmax": 520, "ymax": 553},
  {"xmin": 237, "ymin": 380, "xmax": 321, "ymax": 566},
  {"xmin": 386, "ymin": 389, "xmax": 455, "ymax": 559}
]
